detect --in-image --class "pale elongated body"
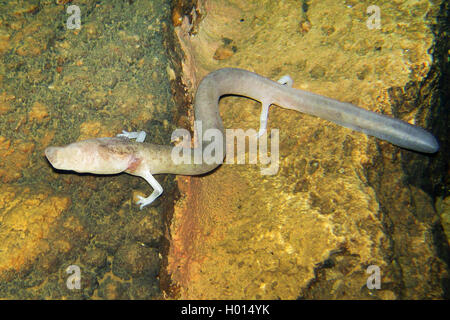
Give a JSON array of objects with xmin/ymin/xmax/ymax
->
[{"xmin": 45, "ymin": 68, "xmax": 439, "ymax": 209}]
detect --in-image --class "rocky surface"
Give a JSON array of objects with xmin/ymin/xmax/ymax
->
[
  {"xmin": 0, "ymin": 0, "xmax": 447, "ymax": 300},
  {"xmin": 167, "ymin": 0, "xmax": 449, "ymax": 299},
  {"xmin": 0, "ymin": 0, "xmax": 181, "ymax": 299}
]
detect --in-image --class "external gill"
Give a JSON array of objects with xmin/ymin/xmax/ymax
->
[
  {"xmin": 117, "ymin": 130, "xmax": 147, "ymax": 143},
  {"xmin": 118, "ymin": 130, "xmax": 163, "ymax": 209}
]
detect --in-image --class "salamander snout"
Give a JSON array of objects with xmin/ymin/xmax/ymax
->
[{"xmin": 45, "ymin": 146, "xmax": 59, "ymax": 167}]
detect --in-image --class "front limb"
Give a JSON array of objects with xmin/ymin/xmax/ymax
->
[
  {"xmin": 136, "ymin": 169, "xmax": 163, "ymax": 210},
  {"xmin": 118, "ymin": 130, "xmax": 163, "ymax": 209}
]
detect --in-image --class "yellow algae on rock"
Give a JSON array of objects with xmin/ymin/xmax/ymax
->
[
  {"xmin": 0, "ymin": 100, "xmax": 12, "ymax": 115},
  {"xmin": 28, "ymin": 102, "xmax": 49, "ymax": 123},
  {"xmin": 0, "ymin": 186, "xmax": 70, "ymax": 280},
  {"xmin": 0, "ymin": 30, "xmax": 11, "ymax": 54},
  {"xmin": 79, "ymin": 121, "xmax": 103, "ymax": 139},
  {"xmin": 10, "ymin": 16, "xmax": 56, "ymax": 57},
  {"xmin": 78, "ymin": 119, "xmax": 141, "ymax": 141},
  {"xmin": 16, "ymin": 37, "xmax": 46, "ymax": 57},
  {"xmin": 12, "ymin": 3, "xmax": 39, "ymax": 16},
  {"xmin": 0, "ymin": 137, "xmax": 35, "ymax": 183},
  {"xmin": 78, "ymin": 121, "xmax": 120, "ymax": 141},
  {"xmin": 437, "ymin": 196, "xmax": 450, "ymax": 246},
  {"xmin": 169, "ymin": 0, "xmax": 445, "ymax": 299},
  {"xmin": 0, "ymin": 92, "xmax": 14, "ymax": 115},
  {"xmin": 213, "ymin": 45, "xmax": 235, "ymax": 60}
]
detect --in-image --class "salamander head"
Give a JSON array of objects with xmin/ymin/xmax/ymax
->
[{"xmin": 45, "ymin": 137, "xmax": 141, "ymax": 174}]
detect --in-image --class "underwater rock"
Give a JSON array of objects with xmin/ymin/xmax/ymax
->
[
  {"xmin": 0, "ymin": 186, "xmax": 71, "ymax": 281},
  {"xmin": 112, "ymin": 243, "xmax": 160, "ymax": 280},
  {"xmin": 168, "ymin": 0, "xmax": 448, "ymax": 299}
]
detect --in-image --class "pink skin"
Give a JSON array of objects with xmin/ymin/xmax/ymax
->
[
  {"xmin": 45, "ymin": 137, "xmax": 138, "ymax": 175},
  {"xmin": 45, "ymin": 136, "xmax": 163, "ymax": 209},
  {"xmin": 44, "ymin": 68, "xmax": 439, "ymax": 209}
]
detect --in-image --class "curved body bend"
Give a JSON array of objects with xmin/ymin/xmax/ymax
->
[{"xmin": 45, "ymin": 68, "xmax": 439, "ymax": 208}]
